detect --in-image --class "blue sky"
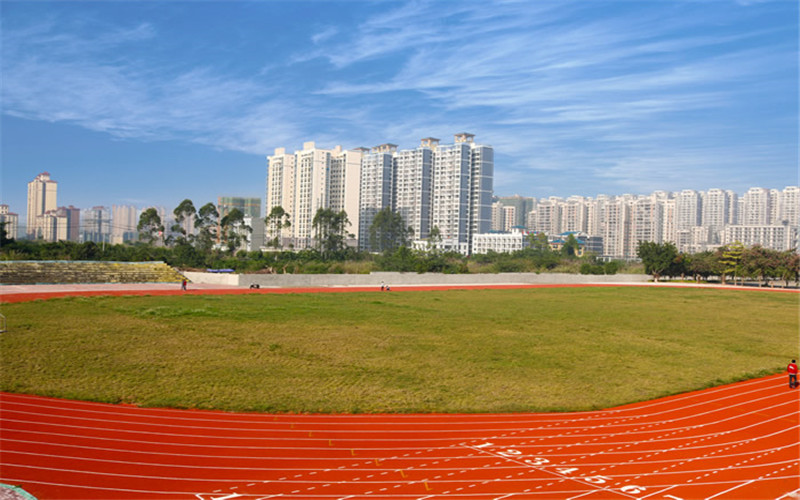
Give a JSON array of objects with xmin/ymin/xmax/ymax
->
[{"xmin": 1, "ymin": 0, "xmax": 797, "ymax": 219}]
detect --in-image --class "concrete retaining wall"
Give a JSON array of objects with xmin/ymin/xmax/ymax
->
[
  {"xmin": 185, "ymin": 271, "xmax": 649, "ymax": 288},
  {"xmin": 183, "ymin": 271, "xmax": 240, "ymax": 286}
]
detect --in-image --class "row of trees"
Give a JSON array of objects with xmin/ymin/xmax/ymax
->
[
  {"xmin": 637, "ymin": 241, "xmax": 799, "ymax": 286},
  {"xmin": 137, "ymin": 200, "xmax": 251, "ymax": 254}
]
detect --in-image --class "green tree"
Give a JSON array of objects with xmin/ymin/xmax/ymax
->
[
  {"xmin": 171, "ymin": 199, "xmax": 197, "ymax": 246},
  {"xmin": 685, "ymin": 251, "xmax": 717, "ymax": 282},
  {"xmin": 426, "ymin": 226, "xmax": 442, "ymax": 253},
  {"xmin": 312, "ymin": 208, "xmax": 351, "ymax": 259},
  {"xmin": 0, "ymin": 221, "xmax": 12, "ymax": 246},
  {"xmin": 718, "ymin": 241, "xmax": 745, "ymax": 285},
  {"xmin": 265, "ymin": 205, "xmax": 291, "ymax": 249},
  {"xmin": 636, "ymin": 241, "xmax": 678, "ymax": 282},
  {"xmin": 369, "ymin": 207, "xmax": 411, "ymax": 253},
  {"xmin": 220, "ymin": 208, "xmax": 251, "ymax": 254},
  {"xmin": 194, "ymin": 202, "xmax": 220, "ymax": 253},
  {"xmin": 776, "ymin": 250, "xmax": 800, "ymax": 287},
  {"xmin": 560, "ymin": 233, "xmax": 580, "ymax": 258},
  {"xmin": 527, "ymin": 232, "xmax": 551, "ymax": 253},
  {"xmin": 137, "ymin": 208, "xmax": 164, "ymax": 245}
]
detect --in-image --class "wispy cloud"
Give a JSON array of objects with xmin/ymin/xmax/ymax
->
[
  {"xmin": 2, "ymin": 17, "xmax": 304, "ymax": 154},
  {"xmin": 2, "ymin": 0, "xmax": 796, "ymax": 198}
]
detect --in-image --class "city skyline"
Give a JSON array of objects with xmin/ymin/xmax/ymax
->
[
  {"xmin": 1, "ymin": 1, "xmax": 797, "ymax": 215},
  {"xmin": 7, "ymin": 166, "xmax": 796, "ymax": 250}
]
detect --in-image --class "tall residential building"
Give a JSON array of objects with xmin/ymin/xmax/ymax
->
[
  {"xmin": 393, "ymin": 139, "xmax": 434, "ymax": 242},
  {"xmin": 0, "ymin": 204, "xmax": 19, "ymax": 240},
  {"xmin": 82, "ymin": 206, "xmax": 111, "ymax": 243},
  {"xmin": 491, "ymin": 201, "xmax": 505, "ymax": 232},
  {"xmin": 496, "ymin": 195, "xmax": 535, "ymax": 228},
  {"xmin": 359, "ymin": 144, "xmax": 395, "ymax": 250},
  {"xmin": 218, "ymin": 197, "xmax": 261, "ymax": 219},
  {"xmin": 265, "ymin": 147, "xmax": 297, "ymax": 247},
  {"xmin": 675, "ymin": 189, "xmax": 702, "ymax": 230},
  {"xmin": 329, "ymin": 146, "xmax": 364, "ymax": 248},
  {"xmin": 111, "ymin": 205, "xmax": 139, "ymax": 244},
  {"xmin": 561, "ymin": 196, "xmax": 588, "ymax": 233},
  {"xmin": 632, "ymin": 195, "xmax": 663, "ymax": 245},
  {"xmin": 267, "ymin": 142, "xmax": 363, "ymax": 250},
  {"xmin": 26, "ymin": 172, "xmax": 58, "ymax": 240},
  {"xmin": 741, "ymin": 187, "xmax": 772, "ymax": 225},
  {"xmin": 295, "ymin": 142, "xmax": 336, "ymax": 249},
  {"xmin": 502, "ymin": 206, "xmax": 516, "ymax": 232},
  {"xmin": 430, "ymin": 137, "xmax": 471, "ymax": 252},
  {"xmin": 467, "ymin": 136, "xmax": 494, "ymax": 246}
]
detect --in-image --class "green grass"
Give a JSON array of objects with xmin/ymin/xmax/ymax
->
[{"xmin": 1, "ymin": 287, "xmax": 796, "ymax": 413}]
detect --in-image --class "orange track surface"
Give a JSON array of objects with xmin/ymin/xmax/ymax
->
[{"xmin": 2, "ymin": 284, "xmax": 798, "ymax": 499}]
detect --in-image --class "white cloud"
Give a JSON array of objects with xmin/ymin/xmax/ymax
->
[{"xmin": 2, "ymin": 0, "xmax": 796, "ymax": 198}]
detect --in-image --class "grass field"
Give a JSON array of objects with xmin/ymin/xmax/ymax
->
[{"xmin": 1, "ymin": 287, "xmax": 797, "ymax": 413}]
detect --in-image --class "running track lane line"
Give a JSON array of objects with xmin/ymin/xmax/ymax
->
[{"xmin": 1, "ymin": 374, "xmax": 797, "ymax": 499}]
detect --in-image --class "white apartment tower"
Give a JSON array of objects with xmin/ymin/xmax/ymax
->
[
  {"xmin": 26, "ymin": 172, "xmax": 58, "ymax": 240},
  {"xmin": 561, "ymin": 196, "xmax": 588, "ymax": 233},
  {"xmin": 266, "ymin": 147, "xmax": 297, "ymax": 247},
  {"xmin": 268, "ymin": 133, "xmax": 494, "ymax": 254},
  {"xmin": 675, "ymin": 190, "xmax": 702, "ymax": 230},
  {"xmin": 779, "ymin": 186, "xmax": 800, "ymax": 229},
  {"xmin": 111, "ymin": 205, "xmax": 139, "ymax": 244},
  {"xmin": 431, "ymin": 136, "xmax": 472, "ymax": 252},
  {"xmin": 0, "ymin": 205, "xmax": 19, "ymax": 240},
  {"xmin": 293, "ymin": 142, "xmax": 332, "ymax": 249},
  {"xmin": 329, "ymin": 146, "xmax": 364, "ymax": 248},
  {"xmin": 741, "ymin": 187, "xmax": 772, "ymax": 225},
  {"xmin": 468, "ymin": 137, "xmax": 494, "ymax": 243},
  {"xmin": 393, "ymin": 139, "xmax": 434, "ymax": 241},
  {"xmin": 359, "ymin": 144, "xmax": 396, "ymax": 250},
  {"xmin": 633, "ymin": 195, "xmax": 664, "ymax": 245}
]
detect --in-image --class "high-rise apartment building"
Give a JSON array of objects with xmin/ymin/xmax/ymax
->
[
  {"xmin": 468, "ymin": 137, "xmax": 494, "ymax": 245},
  {"xmin": 26, "ymin": 172, "xmax": 58, "ymax": 240},
  {"xmin": 779, "ymin": 186, "xmax": 800, "ymax": 228},
  {"xmin": 514, "ymin": 186, "xmax": 798, "ymax": 258},
  {"xmin": 675, "ymin": 189, "xmax": 702, "ymax": 230},
  {"xmin": 268, "ymin": 133, "xmax": 494, "ymax": 254},
  {"xmin": 82, "ymin": 206, "xmax": 111, "ymax": 243},
  {"xmin": 430, "ymin": 137, "xmax": 471, "ymax": 252},
  {"xmin": 741, "ymin": 187, "xmax": 772, "ymax": 225},
  {"xmin": 632, "ymin": 195, "xmax": 663, "ymax": 245},
  {"xmin": 496, "ymin": 195, "xmax": 534, "ymax": 229},
  {"xmin": 0, "ymin": 205, "xmax": 19, "ymax": 240},
  {"xmin": 112, "ymin": 205, "xmax": 139, "ymax": 244},
  {"xmin": 393, "ymin": 139, "xmax": 433, "ymax": 242},
  {"xmin": 359, "ymin": 144, "xmax": 395, "ymax": 250},
  {"xmin": 267, "ymin": 142, "xmax": 363, "ymax": 250},
  {"xmin": 218, "ymin": 197, "xmax": 261, "ymax": 219},
  {"xmin": 265, "ymin": 147, "xmax": 297, "ymax": 248}
]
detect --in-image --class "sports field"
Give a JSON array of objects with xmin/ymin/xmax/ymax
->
[{"xmin": 1, "ymin": 285, "xmax": 796, "ymax": 413}]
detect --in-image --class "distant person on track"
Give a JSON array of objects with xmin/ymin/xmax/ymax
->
[
  {"xmin": 788, "ymin": 359, "xmax": 798, "ymax": 389},
  {"xmin": 181, "ymin": 279, "xmax": 187, "ymax": 291}
]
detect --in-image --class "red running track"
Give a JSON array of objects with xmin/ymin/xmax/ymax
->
[
  {"xmin": 1, "ymin": 284, "xmax": 798, "ymax": 499},
  {"xmin": 1, "ymin": 375, "xmax": 798, "ymax": 500}
]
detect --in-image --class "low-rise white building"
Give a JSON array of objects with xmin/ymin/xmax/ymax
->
[{"xmin": 471, "ymin": 227, "xmax": 527, "ymax": 254}]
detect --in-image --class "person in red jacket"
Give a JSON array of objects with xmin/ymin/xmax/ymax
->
[{"xmin": 788, "ymin": 360, "xmax": 798, "ymax": 389}]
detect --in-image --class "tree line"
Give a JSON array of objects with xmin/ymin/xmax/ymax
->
[
  {"xmin": 3, "ymin": 198, "xmax": 797, "ymax": 286},
  {"xmin": 637, "ymin": 241, "xmax": 799, "ymax": 286}
]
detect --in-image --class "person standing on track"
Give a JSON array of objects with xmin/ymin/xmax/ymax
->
[{"xmin": 788, "ymin": 359, "xmax": 798, "ymax": 388}]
